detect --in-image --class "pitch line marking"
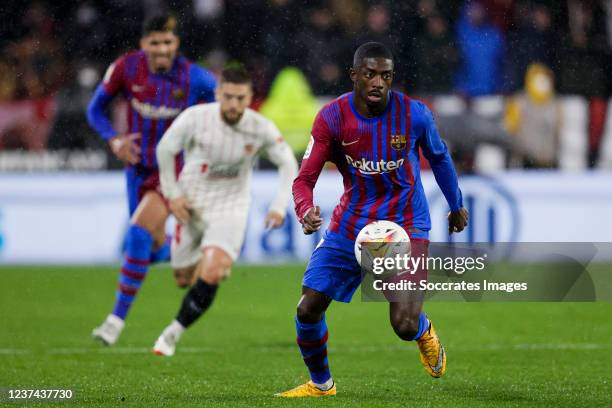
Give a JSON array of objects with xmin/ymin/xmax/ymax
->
[{"xmin": 0, "ymin": 343, "xmax": 610, "ymax": 355}]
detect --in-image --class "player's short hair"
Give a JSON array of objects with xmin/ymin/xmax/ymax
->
[
  {"xmin": 353, "ymin": 42, "xmax": 394, "ymax": 68},
  {"xmin": 220, "ymin": 64, "xmax": 252, "ymax": 85},
  {"xmin": 142, "ymin": 13, "xmax": 178, "ymax": 36}
]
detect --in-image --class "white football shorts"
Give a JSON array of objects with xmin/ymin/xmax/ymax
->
[{"xmin": 170, "ymin": 212, "xmax": 248, "ymax": 268}]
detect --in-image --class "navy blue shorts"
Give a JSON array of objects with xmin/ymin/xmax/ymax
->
[
  {"xmin": 303, "ymin": 229, "xmax": 429, "ymax": 303},
  {"xmin": 125, "ymin": 166, "xmax": 163, "ymax": 216}
]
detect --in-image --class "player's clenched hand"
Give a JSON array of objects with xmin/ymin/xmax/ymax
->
[
  {"xmin": 265, "ymin": 210, "xmax": 285, "ymax": 230},
  {"xmin": 110, "ymin": 133, "xmax": 141, "ymax": 165},
  {"xmin": 169, "ymin": 196, "xmax": 192, "ymax": 225},
  {"xmin": 302, "ymin": 206, "xmax": 323, "ymax": 235},
  {"xmin": 448, "ymin": 207, "xmax": 469, "ymax": 234}
]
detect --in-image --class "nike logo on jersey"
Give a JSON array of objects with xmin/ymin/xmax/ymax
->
[
  {"xmin": 341, "ymin": 139, "xmax": 359, "ymax": 146},
  {"xmin": 131, "ymin": 84, "xmax": 146, "ymax": 93},
  {"xmin": 345, "ymin": 155, "xmax": 405, "ymax": 175}
]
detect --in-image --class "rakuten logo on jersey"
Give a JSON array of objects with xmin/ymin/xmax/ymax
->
[
  {"xmin": 131, "ymin": 99, "xmax": 181, "ymax": 119},
  {"xmin": 345, "ymin": 155, "xmax": 405, "ymax": 175}
]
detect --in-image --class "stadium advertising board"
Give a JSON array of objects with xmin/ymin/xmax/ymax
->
[{"xmin": 0, "ymin": 171, "xmax": 610, "ymax": 264}]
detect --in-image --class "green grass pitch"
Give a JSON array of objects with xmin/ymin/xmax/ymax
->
[{"xmin": 0, "ymin": 265, "xmax": 610, "ymax": 407}]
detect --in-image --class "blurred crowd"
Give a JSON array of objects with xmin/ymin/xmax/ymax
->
[{"xmin": 1, "ymin": 0, "xmax": 612, "ymax": 170}]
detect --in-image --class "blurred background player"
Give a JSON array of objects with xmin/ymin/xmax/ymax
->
[
  {"xmin": 152, "ymin": 65, "xmax": 298, "ymax": 356},
  {"xmin": 276, "ymin": 42, "xmax": 468, "ymax": 397},
  {"xmin": 87, "ymin": 14, "xmax": 216, "ymax": 345}
]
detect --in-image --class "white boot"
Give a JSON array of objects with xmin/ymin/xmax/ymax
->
[
  {"xmin": 92, "ymin": 314, "xmax": 125, "ymax": 346},
  {"xmin": 153, "ymin": 320, "xmax": 185, "ymax": 356}
]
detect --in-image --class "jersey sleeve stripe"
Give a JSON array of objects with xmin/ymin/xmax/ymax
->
[
  {"xmin": 363, "ymin": 120, "xmax": 384, "ymax": 226},
  {"xmin": 343, "ymin": 168, "xmax": 361, "ymax": 240},
  {"xmin": 401, "ymin": 96, "xmax": 415, "ymax": 228},
  {"xmin": 144, "ymin": 77, "xmax": 158, "ymax": 167},
  {"xmin": 378, "ymin": 101, "xmax": 395, "ymax": 221},
  {"xmin": 341, "ymin": 105, "xmax": 362, "ymax": 239},
  {"xmin": 153, "ymin": 80, "xmax": 170, "ymax": 167},
  {"xmin": 386, "ymin": 94, "xmax": 402, "ymax": 223},
  {"xmin": 128, "ymin": 53, "xmax": 138, "ymax": 80},
  {"xmin": 321, "ymin": 102, "xmax": 341, "ymax": 137}
]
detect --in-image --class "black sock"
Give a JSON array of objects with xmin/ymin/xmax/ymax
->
[{"xmin": 176, "ymin": 278, "xmax": 218, "ymax": 328}]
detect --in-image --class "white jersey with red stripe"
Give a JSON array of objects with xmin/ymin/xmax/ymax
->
[{"xmin": 156, "ymin": 102, "xmax": 297, "ymax": 219}]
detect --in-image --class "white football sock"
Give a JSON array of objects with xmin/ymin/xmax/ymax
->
[
  {"xmin": 167, "ymin": 320, "xmax": 185, "ymax": 340},
  {"xmin": 314, "ymin": 378, "xmax": 334, "ymax": 391}
]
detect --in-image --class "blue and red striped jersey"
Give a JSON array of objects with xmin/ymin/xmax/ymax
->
[
  {"xmin": 293, "ymin": 91, "xmax": 463, "ymax": 240},
  {"xmin": 87, "ymin": 50, "xmax": 216, "ymax": 168}
]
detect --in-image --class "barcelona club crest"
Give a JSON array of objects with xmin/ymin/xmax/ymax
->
[{"xmin": 390, "ymin": 134, "xmax": 406, "ymax": 151}]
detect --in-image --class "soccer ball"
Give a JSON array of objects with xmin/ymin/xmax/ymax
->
[{"xmin": 354, "ymin": 220, "xmax": 410, "ymax": 268}]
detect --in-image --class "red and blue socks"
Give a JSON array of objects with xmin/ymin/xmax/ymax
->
[
  {"xmin": 295, "ymin": 315, "xmax": 333, "ymax": 389},
  {"xmin": 112, "ymin": 224, "xmax": 153, "ymax": 320},
  {"xmin": 149, "ymin": 235, "xmax": 171, "ymax": 263},
  {"xmin": 413, "ymin": 312, "xmax": 430, "ymax": 340}
]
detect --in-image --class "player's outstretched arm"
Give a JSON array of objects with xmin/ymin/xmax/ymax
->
[
  {"xmin": 86, "ymin": 57, "xmax": 142, "ymax": 165},
  {"xmin": 87, "ymin": 84, "xmax": 141, "ymax": 164},
  {"xmin": 262, "ymin": 125, "xmax": 299, "ymax": 230},
  {"xmin": 156, "ymin": 108, "xmax": 193, "ymax": 223},
  {"xmin": 293, "ymin": 110, "xmax": 334, "ymax": 234},
  {"xmin": 86, "ymin": 58, "xmax": 126, "ymax": 140},
  {"xmin": 86, "ymin": 84, "xmax": 119, "ymax": 141},
  {"xmin": 417, "ymin": 102, "xmax": 468, "ymax": 234},
  {"xmin": 301, "ymin": 206, "xmax": 323, "ymax": 235},
  {"xmin": 448, "ymin": 208, "xmax": 469, "ymax": 234},
  {"xmin": 109, "ymin": 133, "xmax": 141, "ymax": 165}
]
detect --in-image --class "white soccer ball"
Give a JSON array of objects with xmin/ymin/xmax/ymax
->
[{"xmin": 354, "ymin": 220, "xmax": 410, "ymax": 268}]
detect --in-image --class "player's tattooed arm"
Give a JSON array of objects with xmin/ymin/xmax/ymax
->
[
  {"xmin": 448, "ymin": 207, "xmax": 469, "ymax": 234},
  {"xmin": 301, "ymin": 206, "xmax": 323, "ymax": 235},
  {"xmin": 109, "ymin": 133, "xmax": 141, "ymax": 165}
]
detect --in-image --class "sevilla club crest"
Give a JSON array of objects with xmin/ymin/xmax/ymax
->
[{"xmin": 390, "ymin": 134, "xmax": 406, "ymax": 150}]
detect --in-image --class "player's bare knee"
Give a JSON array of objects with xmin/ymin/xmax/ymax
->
[
  {"xmin": 200, "ymin": 266, "xmax": 225, "ymax": 285},
  {"xmin": 296, "ymin": 289, "xmax": 331, "ymax": 323},
  {"xmin": 174, "ymin": 266, "xmax": 195, "ymax": 288},
  {"xmin": 131, "ymin": 192, "xmax": 169, "ymax": 233},
  {"xmin": 199, "ymin": 247, "xmax": 232, "ymax": 285},
  {"xmin": 131, "ymin": 219, "xmax": 155, "ymax": 235},
  {"xmin": 296, "ymin": 298, "xmax": 325, "ymax": 324},
  {"xmin": 199, "ymin": 260, "xmax": 229, "ymax": 285},
  {"xmin": 391, "ymin": 316, "xmax": 420, "ymax": 341},
  {"xmin": 152, "ymin": 228, "xmax": 167, "ymax": 248},
  {"xmin": 174, "ymin": 276, "xmax": 190, "ymax": 288},
  {"xmin": 296, "ymin": 303, "xmax": 320, "ymax": 323},
  {"xmin": 131, "ymin": 217, "xmax": 162, "ymax": 237}
]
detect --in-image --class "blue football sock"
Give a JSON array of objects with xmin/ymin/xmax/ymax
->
[
  {"xmin": 413, "ymin": 311, "xmax": 430, "ymax": 340},
  {"xmin": 150, "ymin": 235, "xmax": 171, "ymax": 263},
  {"xmin": 112, "ymin": 224, "xmax": 153, "ymax": 320},
  {"xmin": 295, "ymin": 315, "xmax": 332, "ymax": 385}
]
